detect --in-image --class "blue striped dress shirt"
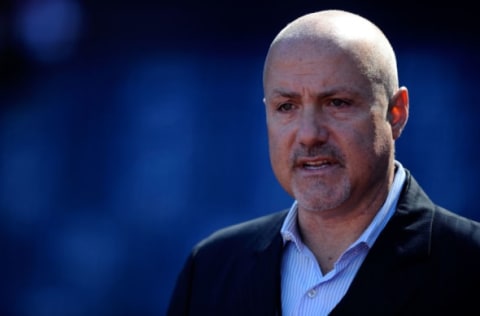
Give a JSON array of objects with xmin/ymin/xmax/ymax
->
[{"xmin": 280, "ymin": 160, "xmax": 406, "ymax": 315}]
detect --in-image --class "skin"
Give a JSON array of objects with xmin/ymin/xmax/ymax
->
[{"xmin": 263, "ymin": 10, "xmax": 409, "ymax": 273}]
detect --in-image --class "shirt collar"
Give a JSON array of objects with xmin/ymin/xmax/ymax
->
[{"xmin": 280, "ymin": 160, "xmax": 406, "ymax": 250}]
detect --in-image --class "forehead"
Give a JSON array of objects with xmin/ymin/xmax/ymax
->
[{"xmin": 264, "ymin": 40, "xmax": 372, "ymax": 96}]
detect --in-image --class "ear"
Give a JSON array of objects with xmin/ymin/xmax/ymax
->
[{"xmin": 388, "ymin": 87, "xmax": 409, "ymax": 140}]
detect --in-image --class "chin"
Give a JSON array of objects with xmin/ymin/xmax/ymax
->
[{"xmin": 296, "ymin": 197, "xmax": 346, "ymax": 213}]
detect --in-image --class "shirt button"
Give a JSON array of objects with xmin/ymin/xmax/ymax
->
[{"xmin": 307, "ymin": 289, "xmax": 317, "ymax": 298}]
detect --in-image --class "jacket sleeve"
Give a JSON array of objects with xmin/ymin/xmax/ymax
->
[{"xmin": 166, "ymin": 252, "xmax": 194, "ymax": 316}]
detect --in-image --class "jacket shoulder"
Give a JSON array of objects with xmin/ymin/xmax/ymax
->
[
  {"xmin": 401, "ymin": 169, "xmax": 480, "ymax": 255},
  {"xmin": 194, "ymin": 210, "xmax": 288, "ymax": 254},
  {"xmin": 432, "ymin": 206, "xmax": 480, "ymax": 250}
]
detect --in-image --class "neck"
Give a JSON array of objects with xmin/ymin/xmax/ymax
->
[{"xmin": 297, "ymin": 182, "xmax": 390, "ymax": 274}]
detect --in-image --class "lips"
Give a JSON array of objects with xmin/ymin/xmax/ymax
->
[
  {"xmin": 297, "ymin": 157, "xmax": 337, "ymax": 169},
  {"xmin": 303, "ymin": 159, "xmax": 332, "ymax": 169},
  {"xmin": 293, "ymin": 145, "xmax": 344, "ymax": 170}
]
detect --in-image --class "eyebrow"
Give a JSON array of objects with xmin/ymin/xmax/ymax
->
[
  {"xmin": 269, "ymin": 89, "xmax": 301, "ymax": 99},
  {"xmin": 268, "ymin": 87, "xmax": 360, "ymax": 100}
]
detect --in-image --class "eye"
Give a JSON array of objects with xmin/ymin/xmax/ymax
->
[
  {"xmin": 329, "ymin": 98, "xmax": 350, "ymax": 108},
  {"xmin": 277, "ymin": 102, "xmax": 296, "ymax": 112}
]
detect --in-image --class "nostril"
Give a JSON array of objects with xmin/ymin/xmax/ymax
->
[{"xmin": 297, "ymin": 121, "xmax": 328, "ymax": 146}]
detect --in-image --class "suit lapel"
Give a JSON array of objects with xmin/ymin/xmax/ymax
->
[
  {"xmin": 245, "ymin": 211, "xmax": 287, "ymax": 315},
  {"xmin": 331, "ymin": 173, "xmax": 435, "ymax": 315},
  {"xmin": 236, "ymin": 171, "xmax": 435, "ymax": 315}
]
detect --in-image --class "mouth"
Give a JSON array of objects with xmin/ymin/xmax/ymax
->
[
  {"xmin": 304, "ymin": 159, "xmax": 332, "ymax": 169},
  {"xmin": 298, "ymin": 157, "xmax": 338, "ymax": 170}
]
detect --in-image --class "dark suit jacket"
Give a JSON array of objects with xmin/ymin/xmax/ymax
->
[{"xmin": 167, "ymin": 170, "xmax": 480, "ymax": 315}]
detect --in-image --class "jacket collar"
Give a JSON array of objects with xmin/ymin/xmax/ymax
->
[
  {"xmin": 242, "ymin": 169, "xmax": 436, "ymax": 315},
  {"xmin": 331, "ymin": 169, "xmax": 435, "ymax": 315},
  {"xmin": 246, "ymin": 210, "xmax": 287, "ymax": 315}
]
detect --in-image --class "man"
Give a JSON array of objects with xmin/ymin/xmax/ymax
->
[{"xmin": 167, "ymin": 9, "xmax": 480, "ymax": 315}]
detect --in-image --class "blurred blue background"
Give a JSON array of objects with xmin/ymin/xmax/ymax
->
[{"xmin": 1, "ymin": 1, "xmax": 479, "ymax": 315}]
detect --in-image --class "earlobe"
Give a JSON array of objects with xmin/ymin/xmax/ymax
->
[{"xmin": 389, "ymin": 87, "xmax": 409, "ymax": 139}]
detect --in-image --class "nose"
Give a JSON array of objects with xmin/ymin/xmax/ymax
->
[{"xmin": 297, "ymin": 109, "xmax": 328, "ymax": 147}]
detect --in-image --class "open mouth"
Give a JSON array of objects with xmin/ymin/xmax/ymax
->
[{"xmin": 302, "ymin": 159, "xmax": 335, "ymax": 170}]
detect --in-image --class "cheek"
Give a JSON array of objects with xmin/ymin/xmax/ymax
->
[
  {"xmin": 338, "ymin": 123, "xmax": 382, "ymax": 161},
  {"xmin": 371, "ymin": 120, "xmax": 394, "ymax": 154},
  {"xmin": 268, "ymin": 129, "xmax": 287, "ymax": 164},
  {"xmin": 267, "ymin": 122, "xmax": 293, "ymax": 151},
  {"xmin": 343, "ymin": 124, "xmax": 392, "ymax": 178},
  {"xmin": 346, "ymin": 114, "xmax": 391, "ymax": 150},
  {"xmin": 267, "ymin": 126, "xmax": 293, "ymax": 175}
]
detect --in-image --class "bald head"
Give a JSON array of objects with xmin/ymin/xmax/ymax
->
[
  {"xmin": 262, "ymin": 9, "xmax": 410, "ymax": 217},
  {"xmin": 263, "ymin": 9, "xmax": 399, "ymax": 98}
]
